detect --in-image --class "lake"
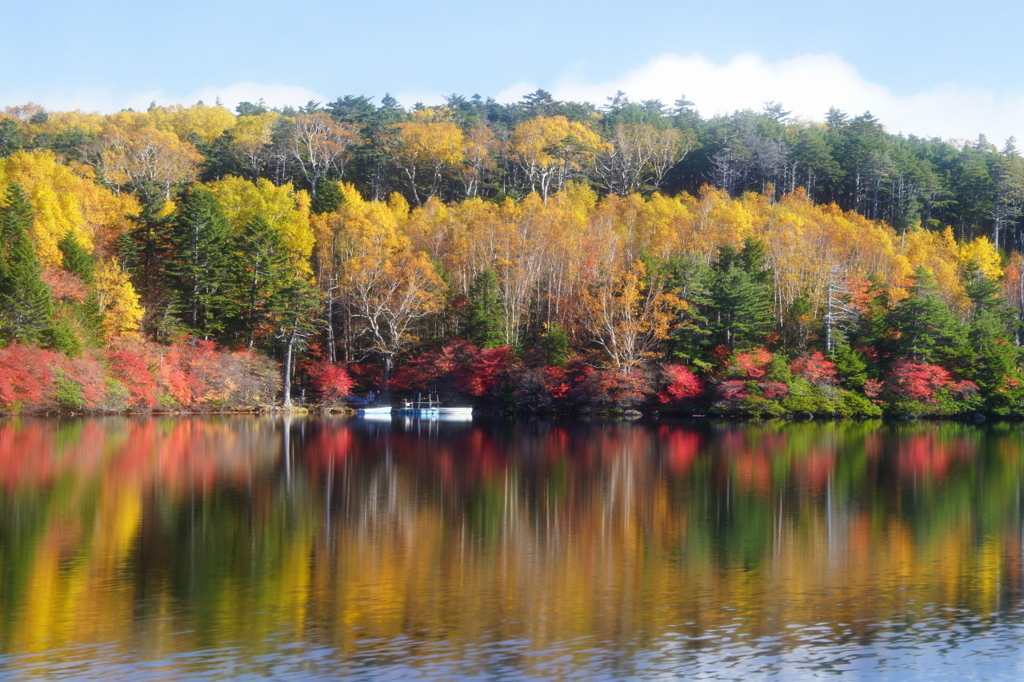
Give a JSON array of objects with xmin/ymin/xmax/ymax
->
[{"xmin": 0, "ymin": 416, "xmax": 1023, "ymax": 680}]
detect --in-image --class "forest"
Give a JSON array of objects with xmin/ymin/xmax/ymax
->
[{"xmin": 1, "ymin": 91, "xmax": 1023, "ymax": 417}]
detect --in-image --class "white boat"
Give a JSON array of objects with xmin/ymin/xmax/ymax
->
[
  {"xmin": 357, "ymin": 405, "xmax": 392, "ymax": 416},
  {"xmin": 395, "ymin": 394, "xmax": 471, "ymax": 419}
]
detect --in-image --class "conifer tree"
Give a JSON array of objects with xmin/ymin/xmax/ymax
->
[
  {"xmin": 167, "ymin": 187, "xmax": 232, "ymax": 336},
  {"xmin": 464, "ymin": 268, "xmax": 504, "ymax": 348},
  {"xmin": 58, "ymin": 230, "xmax": 103, "ymax": 337},
  {"xmin": 0, "ymin": 182, "xmax": 54, "ymax": 343},
  {"xmin": 886, "ymin": 266, "xmax": 967, "ymax": 366},
  {"xmin": 230, "ymin": 215, "xmax": 290, "ymax": 348},
  {"xmin": 708, "ymin": 238, "xmax": 774, "ymax": 349}
]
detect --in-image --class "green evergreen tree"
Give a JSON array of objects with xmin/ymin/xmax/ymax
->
[
  {"xmin": 664, "ymin": 254, "xmax": 714, "ymax": 367},
  {"xmin": 311, "ymin": 179, "xmax": 345, "ymax": 215},
  {"xmin": 0, "ymin": 183, "xmax": 54, "ymax": 343},
  {"xmin": 57, "ymin": 230, "xmax": 103, "ymax": 339},
  {"xmin": 463, "ymin": 268, "xmax": 504, "ymax": 348},
  {"xmin": 119, "ymin": 182, "xmax": 175, "ymax": 311},
  {"xmin": 167, "ymin": 188, "xmax": 233, "ymax": 337},
  {"xmin": 58, "ymin": 230, "xmax": 96, "ymax": 284},
  {"xmin": 886, "ymin": 266, "xmax": 967, "ymax": 366},
  {"xmin": 229, "ymin": 215, "xmax": 290, "ymax": 348},
  {"xmin": 708, "ymin": 238, "xmax": 775, "ymax": 349}
]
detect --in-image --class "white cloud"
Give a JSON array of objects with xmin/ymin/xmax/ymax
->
[{"xmin": 506, "ymin": 53, "xmax": 1024, "ymax": 144}]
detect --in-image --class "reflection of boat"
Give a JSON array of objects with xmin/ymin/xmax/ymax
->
[{"xmin": 438, "ymin": 407, "xmax": 473, "ymax": 418}]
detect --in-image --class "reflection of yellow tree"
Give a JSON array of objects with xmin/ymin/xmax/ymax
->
[{"xmin": 0, "ymin": 419, "xmax": 1021, "ymax": 676}]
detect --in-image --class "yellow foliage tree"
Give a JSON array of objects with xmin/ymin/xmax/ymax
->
[
  {"xmin": 576, "ymin": 260, "xmax": 681, "ymax": 370},
  {"xmin": 146, "ymin": 103, "xmax": 237, "ymax": 144},
  {"xmin": 230, "ymin": 112, "xmax": 281, "ymax": 180},
  {"xmin": 334, "ymin": 187, "xmax": 446, "ymax": 379},
  {"xmin": 209, "ymin": 176, "xmax": 314, "ymax": 274},
  {"xmin": 386, "ymin": 120, "xmax": 465, "ymax": 205},
  {"xmin": 510, "ymin": 116, "xmax": 607, "ymax": 200},
  {"xmin": 0, "ymin": 151, "xmax": 140, "ymax": 267},
  {"xmin": 94, "ymin": 258, "xmax": 145, "ymax": 339},
  {"xmin": 101, "ymin": 126, "xmax": 203, "ymax": 198}
]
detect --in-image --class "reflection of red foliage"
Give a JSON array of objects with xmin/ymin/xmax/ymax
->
[
  {"xmin": 885, "ymin": 361, "xmax": 951, "ymax": 402},
  {"xmin": 893, "ymin": 432, "xmax": 974, "ymax": 480},
  {"xmin": 308, "ymin": 362, "xmax": 355, "ymax": 402},
  {"xmin": 658, "ymin": 364, "xmax": 704, "ymax": 404},
  {"xmin": 790, "ymin": 352, "xmax": 838, "ymax": 385},
  {"xmin": 659, "ymin": 426, "xmax": 700, "ymax": 474},
  {"xmin": 734, "ymin": 348, "xmax": 773, "ymax": 379}
]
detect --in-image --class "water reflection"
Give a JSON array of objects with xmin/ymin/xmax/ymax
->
[{"xmin": 0, "ymin": 417, "xmax": 1023, "ymax": 679}]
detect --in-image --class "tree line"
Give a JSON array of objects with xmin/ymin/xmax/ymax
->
[{"xmin": 1, "ymin": 96, "xmax": 1024, "ymax": 416}]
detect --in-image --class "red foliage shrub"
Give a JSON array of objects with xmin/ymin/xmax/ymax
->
[
  {"xmin": 308, "ymin": 362, "xmax": 355, "ymax": 403},
  {"xmin": 863, "ymin": 378, "xmax": 883, "ymax": 399},
  {"xmin": 733, "ymin": 348, "xmax": 773, "ymax": 379},
  {"xmin": 713, "ymin": 379, "xmax": 748, "ymax": 406},
  {"xmin": 759, "ymin": 382, "xmax": 789, "ymax": 399},
  {"xmin": 389, "ymin": 343, "xmax": 464, "ymax": 391},
  {"xmin": 55, "ymin": 353, "xmax": 108, "ymax": 408},
  {"xmin": 658, "ymin": 364, "xmax": 704, "ymax": 404},
  {"xmin": 885, "ymin": 361, "xmax": 951, "ymax": 403},
  {"xmin": 108, "ymin": 349, "xmax": 158, "ymax": 407},
  {"xmin": 710, "ymin": 344, "xmax": 733, "ymax": 366},
  {"xmin": 457, "ymin": 346, "xmax": 513, "ymax": 397},
  {"xmin": 790, "ymin": 352, "xmax": 838, "ymax": 386},
  {"xmin": 544, "ymin": 366, "xmax": 571, "ymax": 399},
  {"xmin": 390, "ymin": 341, "xmax": 513, "ymax": 400},
  {"xmin": 346, "ymin": 363, "xmax": 382, "ymax": 393},
  {"xmin": 0, "ymin": 342, "xmax": 53, "ymax": 409},
  {"xmin": 570, "ymin": 366, "xmax": 650, "ymax": 410},
  {"xmin": 949, "ymin": 380, "xmax": 980, "ymax": 400}
]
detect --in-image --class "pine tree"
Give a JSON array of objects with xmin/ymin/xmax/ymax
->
[
  {"xmin": 463, "ymin": 268, "xmax": 504, "ymax": 348},
  {"xmin": 310, "ymin": 179, "xmax": 345, "ymax": 215},
  {"xmin": 886, "ymin": 266, "xmax": 967, "ymax": 365},
  {"xmin": 708, "ymin": 238, "xmax": 774, "ymax": 349},
  {"xmin": 58, "ymin": 230, "xmax": 96, "ymax": 284},
  {"xmin": 229, "ymin": 215, "xmax": 290, "ymax": 348},
  {"xmin": 167, "ymin": 188, "xmax": 233, "ymax": 337},
  {"xmin": 0, "ymin": 183, "xmax": 54, "ymax": 343},
  {"xmin": 58, "ymin": 230, "xmax": 103, "ymax": 338}
]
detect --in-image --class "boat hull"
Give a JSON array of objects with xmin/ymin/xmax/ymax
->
[{"xmin": 357, "ymin": 406, "xmax": 392, "ymax": 416}]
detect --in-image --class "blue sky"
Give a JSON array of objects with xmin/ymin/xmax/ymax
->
[{"xmin": 3, "ymin": 0, "xmax": 1023, "ymax": 141}]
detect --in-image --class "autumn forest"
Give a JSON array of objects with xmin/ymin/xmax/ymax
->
[{"xmin": 1, "ymin": 91, "xmax": 1023, "ymax": 417}]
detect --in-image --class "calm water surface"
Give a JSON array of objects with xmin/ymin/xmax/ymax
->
[{"xmin": 0, "ymin": 416, "xmax": 1023, "ymax": 680}]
